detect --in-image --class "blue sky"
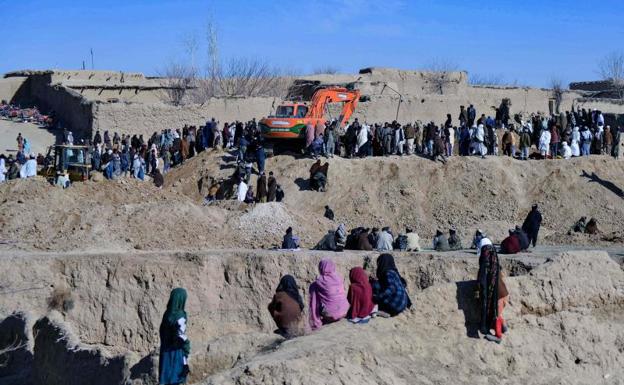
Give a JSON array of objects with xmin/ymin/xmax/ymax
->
[{"xmin": 1, "ymin": 0, "xmax": 623, "ymax": 87}]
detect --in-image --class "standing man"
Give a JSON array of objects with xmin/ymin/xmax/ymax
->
[
  {"xmin": 467, "ymin": 104, "xmax": 476, "ymax": 127},
  {"xmin": 267, "ymin": 171, "xmax": 277, "ymax": 202},
  {"xmin": 459, "ymin": 105, "xmax": 468, "ymax": 127},
  {"xmin": 256, "ymin": 171, "xmax": 268, "ymax": 203},
  {"xmin": 404, "ymin": 123, "xmax": 415, "ymax": 155},
  {"xmin": 521, "ymin": 204, "xmax": 543, "ymax": 248}
]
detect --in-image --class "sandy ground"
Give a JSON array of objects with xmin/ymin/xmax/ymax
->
[
  {"xmin": 0, "ymin": 119, "xmax": 58, "ymax": 156},
  {"xmin": 0, "ymin": 248, "xmax": 622, "ymax": 385},
  {"xmin": 1, "ymin": 150, "xmax": 624, "ymax": 385},
  {"xmin": 2, "ymin": 149, "xmax": 623, "ymax": 253}
]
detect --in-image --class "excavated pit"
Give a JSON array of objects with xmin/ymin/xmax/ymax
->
[{"xmin": 0, "ymin": 249, "xmax": 622, "ymax": 384}]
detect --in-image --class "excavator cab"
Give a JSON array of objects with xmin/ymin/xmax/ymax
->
[{"xmin": 274, "ymin": 104, "xmax": 308, "ymax": 118}]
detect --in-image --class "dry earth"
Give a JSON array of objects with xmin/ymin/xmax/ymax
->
[
  {"xmin": 1, "ymin": 152, "xmax": 624, "ymax": 384},
  {"xmin": 0, "ymin": 249, "xmax": 622, "ymax": 385},
  {"xmin": 1, "ymin": 149, "xmax": 624, "ymax": 252}
]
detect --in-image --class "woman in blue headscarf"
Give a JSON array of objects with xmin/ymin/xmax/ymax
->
[{"xmin": 159, "ymin": 288, "xmax": 190, "ymax": 385}]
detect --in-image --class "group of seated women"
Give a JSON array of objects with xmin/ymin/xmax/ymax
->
[{"xmin": 268, "ymin": 253, "xmax": 412, "ymax": 337}]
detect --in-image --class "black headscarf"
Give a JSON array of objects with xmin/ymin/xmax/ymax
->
[
  {"xmin": 276, "ymin": 275, "xmax": 304, "ymax": 310},
  {"xmin": 376, "ymin": 253, "xmax": 398, "ymax": 285}
]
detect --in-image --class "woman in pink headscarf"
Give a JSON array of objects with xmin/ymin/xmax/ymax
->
[{"xmin": 308, "ymin": 259, "xmax": 349, "ymax": 330}]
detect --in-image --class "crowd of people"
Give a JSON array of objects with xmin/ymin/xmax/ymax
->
[
  {"xmin": 302, "ymin": 105, "xmax": 622, "ymax": 163},
  {"xmin": 0, "ymin": 132, "xmax": 39, "ymax": 182},
  {"xmin": 159, "ymin": 253, "xmax": 415, "ymax": 384},
  {"xmin": 161, "ymin": 247, "xmax": 508, "ymax": 382},
  {"xmin": 158, "ymin": 204, "xmax": 543, "ymax": 382},
  {"xmin": 2, "ymin": 102, "xmax": 622, "ymax": 190}
]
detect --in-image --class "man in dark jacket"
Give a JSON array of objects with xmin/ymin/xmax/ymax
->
[
  {"xmin": 281, "ymin": 227, "xmax": 299, "ymax": 249},
  {"xmin": 256, "ymin": 172, "xmax": 268, "ymax": 203},
  {"xmin": 324, "ymin": 205, "xmax": 335, "ymax": 221},
  {"xmin": 467, "ymin": 104, "xmax": 476, "ymax": 127},
  {"xmin": 521, "ymin": 204, "xmax": 542, "ymax": 247},
  {"xmin": 459, "ymin": 106, "xmax": 468, "ymax": 126},
  {"xmin": 267, "ymin": 172, "xmax": 277, "ymax": 202},
  {"xmin": 433, "ymin": 230, "xmax": 450, "ymax": 251}
]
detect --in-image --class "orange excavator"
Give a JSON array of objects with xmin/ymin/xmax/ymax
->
[{"xmin": 259, "ymin": 86, "xmax": 360, "ymax": 153}]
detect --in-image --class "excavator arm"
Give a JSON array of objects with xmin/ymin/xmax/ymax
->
[{"xmin": 307, "ymin": 87, "xmax": 360, "ymax": 127}]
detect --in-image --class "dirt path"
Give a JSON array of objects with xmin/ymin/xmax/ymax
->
[{"xmin": 0, "ymin": 118, "xmax": 58, "ymax": 155}]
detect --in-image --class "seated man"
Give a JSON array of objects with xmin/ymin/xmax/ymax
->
[
  {"xmin": 281, "ymin": 227, "xmax": 300, "ymax": 250},
  {"xmin": 500, "ymin": 230, "xmax": 521, "ymax": 254},
  {"xmin": 310, "ymin": 162, "xmax": 329, "ymax": 192},
  {"xmin": 570, "ymin": 217, "xmax": 587, "ymax": 234},
  {"xmin": 244, "ymin": 186, "xmax": 255, "ymax": 204},
  {"xmin": 314, "ymin": 230, "xmax": 337, "ymax": 251},
  {"xmin": 357, "ymin": 228, "xmax": 373, "ymax": 251},
  {"xmin": 375, "ymin": 227, "xmax": 394, "ymax": 251},
  {"xmin": 432, "ymin": 230, "xmax": 450, "ymax": 251},
  {"xmin": 585, "ymin": 218, "xmax": 598, "ymax": 234},
  {"xmin": 405, "ymin": 228, "xmax": 421, "ymax": 252},
  {"xmin": 324, "ymin": 205, "xmax": 335, "ymax": 221},
  {"xmin": 448, "ymin": 228, "xmax": 463, "ymax": 250}
]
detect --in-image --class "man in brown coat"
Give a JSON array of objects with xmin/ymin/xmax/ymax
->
[
  {"xmin": 404, "ymin": 124, "xmax": 416, "ymax": 155},
  {"xmin": 257, "ymin": 172, "xmax": 268, "ymax": 203},
  {"xmin": 180, "ymin": 136, "xmax": 190, "ymax": 161},
  {"xmin": 267, "ymin": 171, "xmax": 277, "ymax": 202},
  {"xmin": 357, "ymin": 229, "xmax": 373, "ymax": 251}
]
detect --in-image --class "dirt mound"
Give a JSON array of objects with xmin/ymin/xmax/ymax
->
[
  {"xmin": 169, "ymin": 150, "xmax": 624, "ymax": 248},
  {"xmin": 0, "ymin": 249, "xmax": 622, "ymax": 384},
  {"xmin": 1, "ymin": 151, "xmax": 624, "ymax": 253}
]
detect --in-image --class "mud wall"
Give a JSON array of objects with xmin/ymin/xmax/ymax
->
[
  {"xmin": 7, "ymin": 68, "xmax": 624, "ymax": 141},
  {"xmin": 8, "ymin": 74, "xmax": 94, "ymax": 139},
  {"xmin": 352, "ymin": 88, "xmax": 582, "ymax": 125},
  {"xmin": 0, "ymin": 77, "xmax": 27, "ymax": 103},
  {"xmin": 91, "ymin": 97, "xmax": 278, "ymax": 136},
  {"xmin": 576, "ymin": 97, "xmax": 624, "ymax": 112}
]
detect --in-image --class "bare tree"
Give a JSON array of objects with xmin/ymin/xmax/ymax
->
[
  {"xmin": 216, "ymin": 58, "xmax": 290, "ymax": 97},
  {"xmin": 549, "ymin": 77, "xmax": 565, "ymax": 114},
  {"xmin": 312, "ymin": 66, "xmax": 340, "ymax": 75},
  {"xmin": 159, "ymin": 61, "xmax": 196, "ymax": 106},
  {"xmin": 422, "ymin": 59, "xmax": 459, "ymax": 94},
  {"xmin": 161, "ymin": 18, "xmax": 294, "ymax": 104},
  {"xmin": 206, "ymin": 18, "xmax": 220, "ymax": 97},
  {"xmin": 182, "ymin": 32, "xmax": 200, "ymax": 75},
  {"xmin": 598, "ymin": 51, "xmax": 624, "ymax": 98},
  {"xmin": 469, "ymin": 73, "xmax": 506, "ymax": 86}
]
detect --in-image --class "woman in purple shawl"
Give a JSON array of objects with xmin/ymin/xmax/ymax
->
[{"xmin": 309, "ymin": 259, "xmax": 349, "ymax": 330}]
